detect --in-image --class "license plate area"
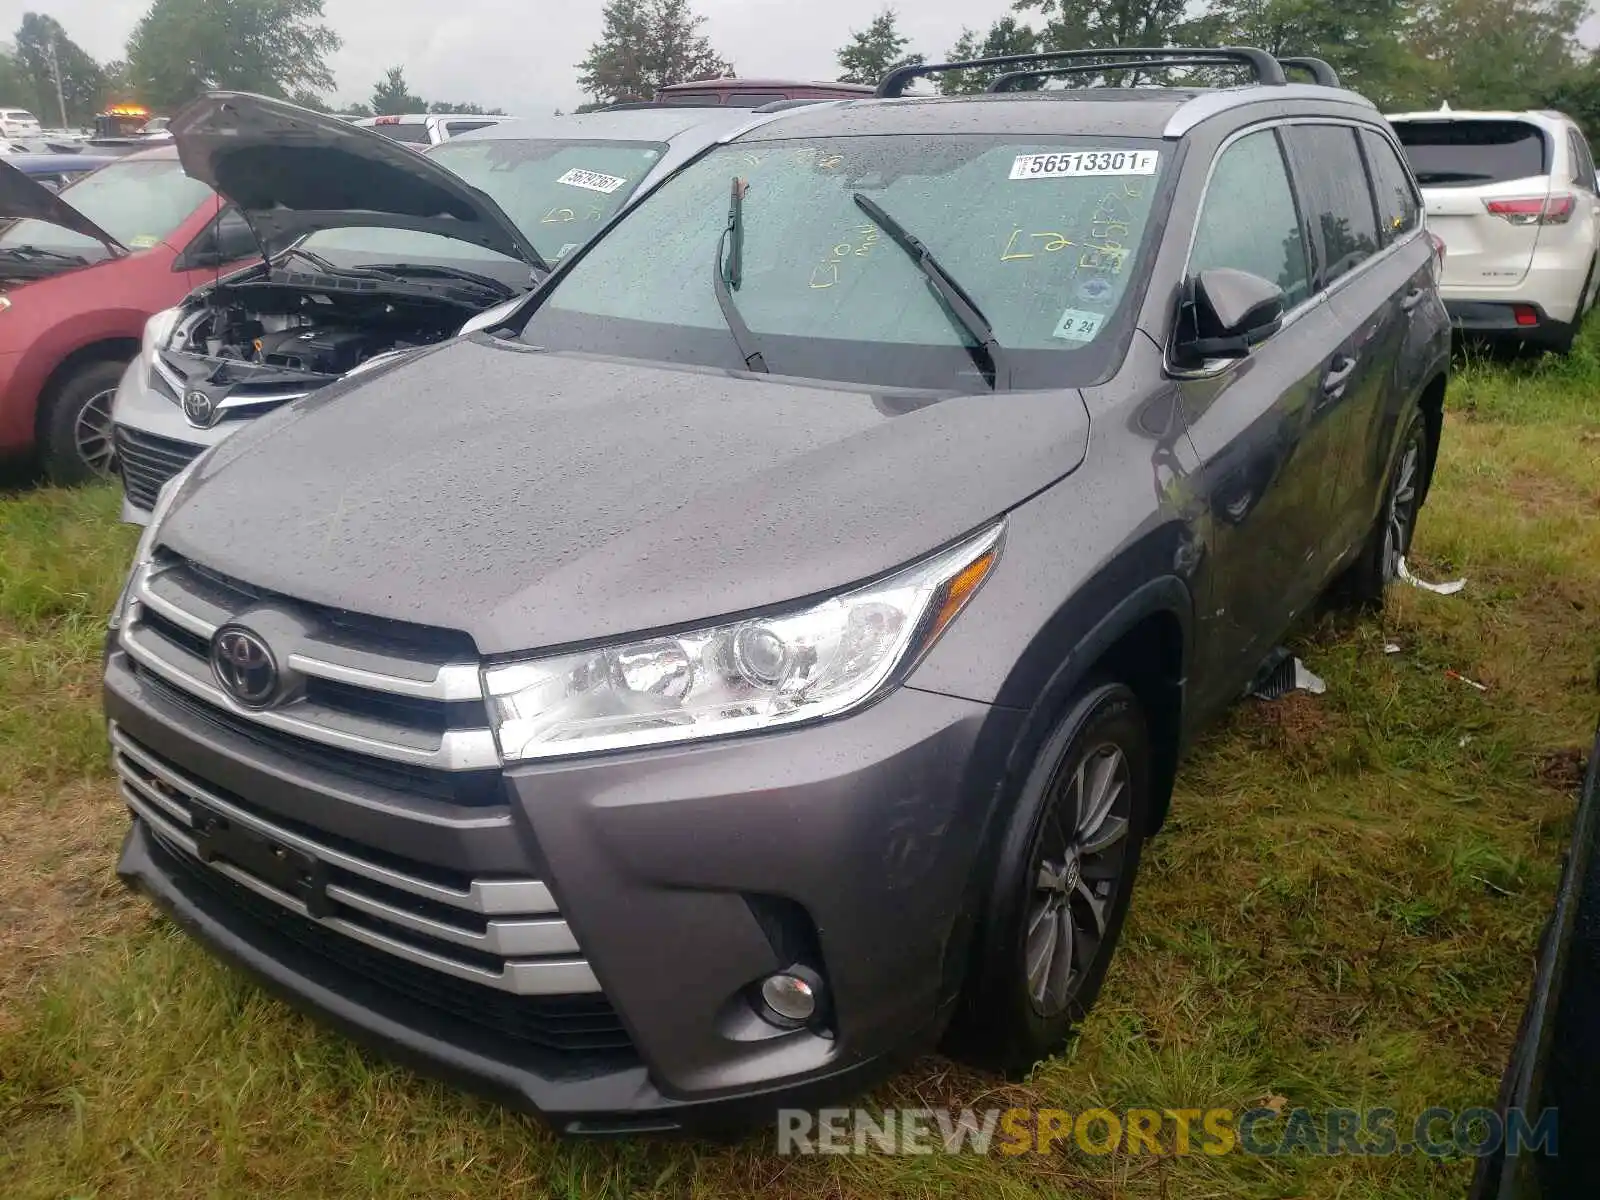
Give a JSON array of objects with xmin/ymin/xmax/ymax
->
[{"xmin": 192, "ymin": 805, "xmax": 332, "ymax": 917}]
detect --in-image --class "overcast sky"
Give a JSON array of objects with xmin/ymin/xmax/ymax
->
[{"xmin": 0, "ymin": 1, "xmax": 1026, "ymax": 112}]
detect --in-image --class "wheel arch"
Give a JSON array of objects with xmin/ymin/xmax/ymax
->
[
  {"xmin": 32, "ymin": 337, "xmax": 139, "ymax": 440},
  {"xmin": 1414, "ymin": 371, "xmax": 1447, "ymax": 509}
]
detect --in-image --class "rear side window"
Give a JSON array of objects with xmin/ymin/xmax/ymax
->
[
  {"xmin": 728, "ymin": 93, "xmax": 789, "ymax": 106},
  {"xmin": 444, "ymin": 120, "xmax": 497, "ymax": 137},
  {"xmin": 1190, "ymin": 129, "xmax": 1311, "ymax": 308},
  {"xmin": 370, "ymin": 121, "xmax": 430, "ymax": 144},
  {"xmin": 1391, "ymin": 119, "xmax": 1549, "ymax": 186},
  {"xmin": 1360, "ymin": 129, "xmax": 1421, "ymax": 245},
  {"xmin": 1284, "ymin": 125, "xmax": 1380, "ymax": 288},
  {"xmin": 1568, "ymin": 129, "xmax": 1597, "ymax": 191}
]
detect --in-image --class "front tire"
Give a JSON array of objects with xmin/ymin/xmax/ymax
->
[
  {"xmin": 39, "ymin": 359, "xmax": 124, "ymax": 486},
  {"xmin": 948, "ymin": 682, "xmax": 1151, "ymax": 1076}
]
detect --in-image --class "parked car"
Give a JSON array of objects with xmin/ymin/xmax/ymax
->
[
  {"xmin": 0, "ymin": 108, "xmax": 43, "ymax": 139},
  {"xmin": 654, "ymin": 78, "xmax": 874, "ymax": 106},
  {"xmin": 1387, "ymin": 106, "xmax": 1600, "ymax": 352},
  {"xmin": 352, "ymin": 112, "xmax": 514, "ymax": 147},
  {"xmin": 112, "ymin": 99, "xmax": 795, "ymax": 521},
  {"xmin": 0, "ymin": 146, "xmax": 253, "ymax": 483},
  {"xmin": 1, "ymin": 151, "xmax": 120, "ymax": 192},
  {"xmin": 107, "ymin": 47, "xmax": 1449, "ymax": 1133}
]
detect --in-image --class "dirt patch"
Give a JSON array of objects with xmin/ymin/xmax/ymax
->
[
  {"xmin": 1536, "ymin": 746, "xmax": 1590, "ymax": 795},
  {"xmin": 1248, "ymin": 690, "xmax": 1333, "ymax": 745},
  {"xmin": 0, "ymin": 778, "xmax": 141, "ymax": 1026}
]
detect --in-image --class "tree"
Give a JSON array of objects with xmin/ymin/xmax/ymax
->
[
  {"xmin": 1203, "ymin": 0, "xmax": 1412, "ymax": 102},
  {"xmin": 1016, "ymin": 0, "xmax": 1202, "ymax": 86},
  {"xmin": 428, "ymin": 100, "xmax": 508, "ymax": 115},
  {"xmin": 576, "ymin": 0, "xmax": 731, "ymax": 106},
  {"xmin": 290, "ymin": 89, "xmax": 331, "ymax": 112},
  {"xmin": 1540, "ymin": 54, "xmax": 1600, "ymax": 135},
  {"xmin": 0, "ymin": 46, "xmax": 30, "ymax": 113},
  {"xmin": 371, "ymin": 66, "xmax": 426, "ymax": 115},
  {"xmin": 336, "ymin": 101, "xmax": 372, "ymax": 118},
  {"xmin": 1398, "ymin": 0, "xmax": 1586, "ymax": 110},
  {"xmin": 13, "ymin": 14, "xmax": 106, "ymax": 127},
  {"xmin": 939, "ymin": 17, "xmax": 1040, "ymax": 94},
  {"xmin": 126, "ymin": 0, "xmax": 340, "ymax": 113},
  {"xmin": 836, "ymin": 8, "xmax": 923, "ymax": 85}
]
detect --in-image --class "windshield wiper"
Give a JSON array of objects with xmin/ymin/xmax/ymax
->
[
  {"xmin": 348, "ymin": 262, "xmax": 516, "ymax": 299},
  {"xmin": 712, "ymin": 176, "xmax": 769, "ymax": 374},
  {"xmin": 280, "ymin": 245, "xmax": 349, "ymax": 275},
  {"xmin": 851, "ymin": 192, "xmax": 1007, "ymax": 390},
  {"xmin": 0, "ymin": 245, "xmax": 89, "ymax": 265}
]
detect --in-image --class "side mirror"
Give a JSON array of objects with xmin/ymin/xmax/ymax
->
[{"xmin": 1173, "ymin": 268, "xmax": 1284, "ymax": 364}]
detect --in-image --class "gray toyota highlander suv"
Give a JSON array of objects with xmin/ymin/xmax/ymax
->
[{"xmin": 105, "ymin": 49, "xmax": 1451, "ymax": 1133}]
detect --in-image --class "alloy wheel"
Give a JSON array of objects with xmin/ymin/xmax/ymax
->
[
  {"xmin": 1381, "ymin": 429, "xmax": 1424, "ymax": 583},
  {"xmin": 1025, "ymin": 742, "xmax": 1132, "ymax": 1018},
  {"xmin": 73, "ymin": 387, "xmax": 118, "ymax": 478}
]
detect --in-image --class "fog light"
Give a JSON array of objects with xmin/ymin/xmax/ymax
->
[{"xmin": 760, "ymin": 972, "xmax": 818, "ymax": 1023}]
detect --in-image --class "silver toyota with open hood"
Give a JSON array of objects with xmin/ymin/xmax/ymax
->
[{"xmin": 112, "ymin": 94, "xmax": 801, "ymax": 523}]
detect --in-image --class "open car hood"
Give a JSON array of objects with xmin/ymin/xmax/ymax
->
[
  {"xmin": 168, "ymin": 92, "xmax": 544, "ymax": 269},
  {"xmin": 0, "ymin": 158, "xmax": 125, "ymax": 252}
]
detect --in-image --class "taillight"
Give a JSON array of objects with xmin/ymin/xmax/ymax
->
[
  {"xmin": 1483, "ymin": 194, "xmax": 1575, "ymax": 225},
  {"xmin": 1426, "ymin": 230, "xmax": 1446, "ymax": 280}
]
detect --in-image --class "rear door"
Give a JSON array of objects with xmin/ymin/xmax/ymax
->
[
  {"xmin": 1177, "ymin": 126, "xmax": 1343, "ymax": 706},
  {"xmin": 1279, "ymin": 123, "xmax": 1392, "ymax": 570},
  {"xmin": 1391, "ymin": 117, "xmax": 1552, "ymax": 290}
]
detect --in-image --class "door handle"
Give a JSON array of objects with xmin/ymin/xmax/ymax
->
[
  {"xmin": 1399, "ymin": 288, "xmax": 1426, "ymax": 312},
  {"xmin": 1321, "ymin": 356, "xmax": 1357, "ymax": 399}
]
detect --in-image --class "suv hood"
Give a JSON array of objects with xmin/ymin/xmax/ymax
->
[
  {"xmin": 158, "ymin": 339, "xmax": 1091, "ymax": 654},
  {"xmin": 169, "ymin": 91, "xmax": 544, "ymax": 269},
  {"xmin": 0, "ymin": 157, "xmax": 124, "ymax": 251}
]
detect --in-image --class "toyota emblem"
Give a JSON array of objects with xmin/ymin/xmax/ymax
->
[
  {"xmin": 210, "ymin": 626, "xmax": 279, "ymax": 707},
  {"xmin": 183, "ymin": 389, "xmax": 219, "ymax": 428}
]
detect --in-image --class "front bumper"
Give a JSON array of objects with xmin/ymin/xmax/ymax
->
[
  {"xmin": 108, "ymin": 358, "xmax": 226, "ymax": 523},
  {"xmin": 107, "ymin": 643, "xmax": 1017, "ymax": 1130}
]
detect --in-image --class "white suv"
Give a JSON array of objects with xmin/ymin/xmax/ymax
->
[
  {"xmin": 0, "ymin": 108, "xmax": 42, "ymax": 139},
  {"xmin": 351, "ymin": 112, "xmax": 512, "ymax": 147},
  {"xmin": 1387, "ymin": 106, "xmax": 1600, "ymax": 352}
]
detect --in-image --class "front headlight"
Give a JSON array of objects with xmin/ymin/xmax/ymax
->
[
  {"xmin": 483, "ymin": 522, "xmax": 1003, "ymax": 762},
  {"xmin": 141, "ymin": 306, "xmax": 180, "ymax": 363}
]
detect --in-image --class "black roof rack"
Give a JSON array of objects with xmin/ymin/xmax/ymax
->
[
  {"xmin": 876, "ymin": 47, "xmax": 1288, "ymax": 98},
  {"xmin": 1278, "ymin": 57, "xmax": 1340, "ymax": 87},
  {"xmin": 987, "ymin": 58, "xmax": 1253, "ymax": 92}
]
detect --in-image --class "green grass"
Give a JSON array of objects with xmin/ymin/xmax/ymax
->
[{"xmin": 1, "ymin": 332, "xmax": 1597, "ymax": 1199}]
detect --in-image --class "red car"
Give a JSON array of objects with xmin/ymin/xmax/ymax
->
[{"xmin": 0, "ymin": 145, "xmax": 254, "ymax": 482}]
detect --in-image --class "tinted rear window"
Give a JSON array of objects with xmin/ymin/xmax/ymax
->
[
  {"xmin": 369, "ymin": 122, "xmax": 430, "ymax": 144},
  {"xmin": 1392, "ymin": 119, "xmax": 1549, "ymax": 187}
]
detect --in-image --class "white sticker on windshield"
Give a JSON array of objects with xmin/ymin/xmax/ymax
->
[
  {"xmin": 1010, "ymin": 150, "xmax": 1159, "ymax": 180},
  {"xmin": 1052, "ymin": 308, "xmax": 1106, "ymax": 343},
  {"xmin": 557, "ymin": 168, "xmax": 628, "ymax": 194}
]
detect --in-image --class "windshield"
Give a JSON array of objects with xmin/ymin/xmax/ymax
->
[
  {"xmin": 1392, "ymin": 119, "xmax": 1550, "ymax": 187},
  {"xmin": 0, "ymin": 157, "xmax": 212, "ymax": 257},
  {"xmin": 428, "ymin": 137, "xmax": 666, "ymax": 265},
  {"xmin": 518, "ymin": 135, "xmax": 1165, "ymax": 390}
]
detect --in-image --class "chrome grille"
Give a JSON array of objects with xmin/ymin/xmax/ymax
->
[
  {"xmin": 115, "ymin": 425, "xmax": 203, "ymax": 512},
  {"xmin": 112, "ymin": 723, "xmax": 600, "ymax": 996},
  {"xmin": 119, "ymin": 556, "xmax": 498, "ymax": 771}
]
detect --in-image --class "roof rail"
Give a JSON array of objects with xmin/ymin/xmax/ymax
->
[
  {"xmin": 987, "ymin": 57, "xmax": 1254, "ymax": 92},
  {"xmin": 1277, "ymin": 56, "xmax": 1340, "ymax": 87},
  {"xmin": 876, "ymin": 47, "xmax": 1288, "ymax": 98}
]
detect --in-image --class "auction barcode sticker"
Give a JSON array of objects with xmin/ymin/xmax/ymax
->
[
  {"xmin": 557, "ymin": 168, "xmax": 628, "ymax": 194},
  {"xmin": 1010, "ymin": 150, "xmax": 1160, "ymax": 180}
]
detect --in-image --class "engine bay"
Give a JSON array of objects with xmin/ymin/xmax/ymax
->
[{"xmin": 164, "ymin": 273, "xmax": 487, "ymax": 384}]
